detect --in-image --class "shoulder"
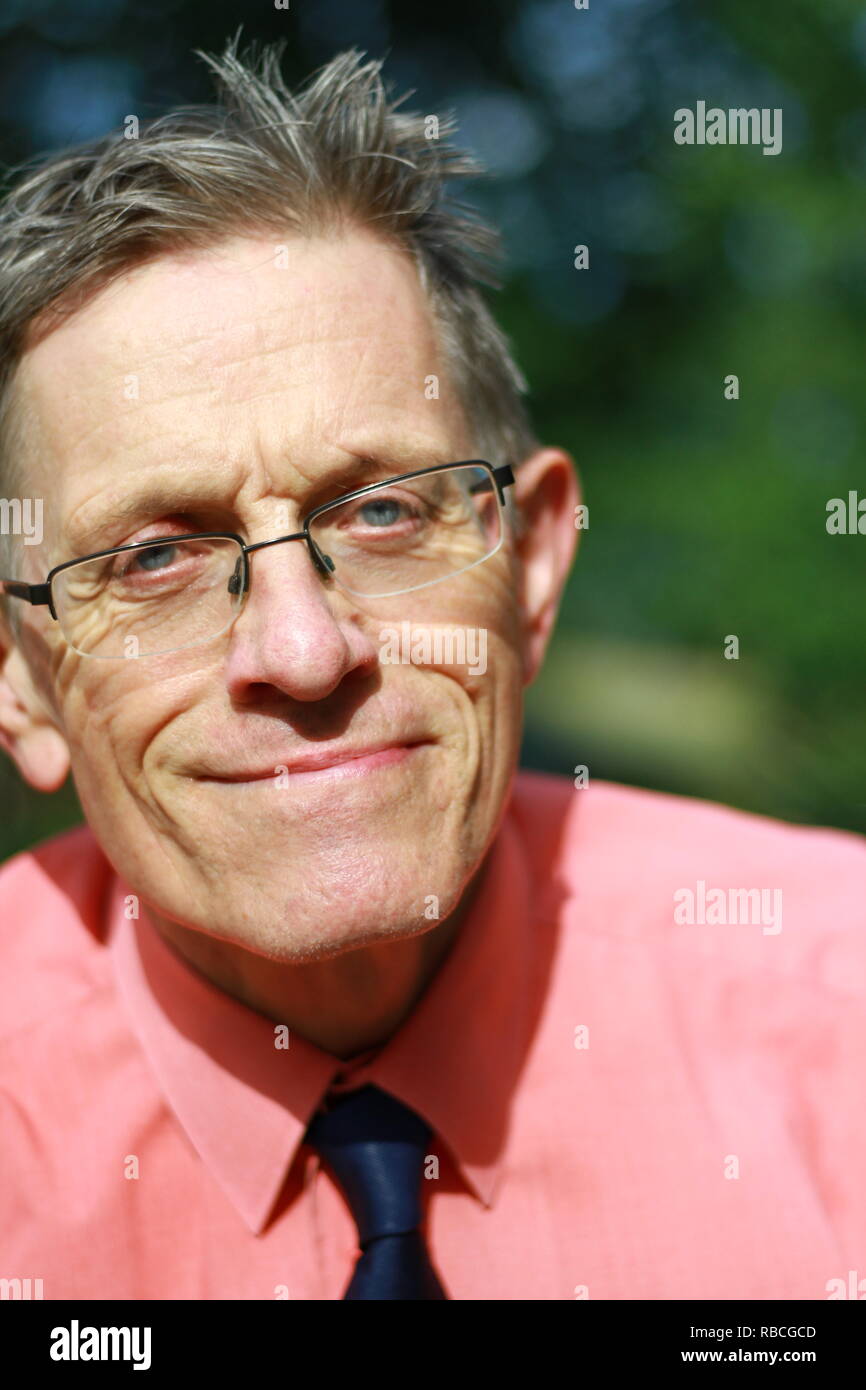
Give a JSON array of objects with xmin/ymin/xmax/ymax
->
[
  {"xmin": 0, "ymin": 823, "xmax": 114, "ymax": 1040},
  {"xmin": 510, "ymin": 769, "xmax": 866, "ymax": 895},
  {"xmin": 509, "ymin": 770, "xmax": 866, "ymax": 996}
]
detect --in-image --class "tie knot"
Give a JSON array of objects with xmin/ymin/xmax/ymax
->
[{"xmin": 305, "ymin": 1084, "xmax": 432, "ymax": 1246}]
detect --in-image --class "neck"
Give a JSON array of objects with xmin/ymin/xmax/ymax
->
[{"xmin": 146, "ymin": 866, "xmax": 486, "ymax": 1060}]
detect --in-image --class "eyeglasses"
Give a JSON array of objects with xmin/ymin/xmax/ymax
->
[{"xmin": 0, "ymin": 460, "xmax": 514, "ymax": 660}]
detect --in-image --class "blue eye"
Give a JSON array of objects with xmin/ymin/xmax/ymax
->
[
  {"xmin": 112, "ymin": 543, "xmax": 185, "ymax": 585},
  {"xmin": 358, "ymin": 498, "xmax": 403, "ymax": 527},
  {"xmin": 134, "ymin": 544, "xmax": 177, "ymax": 572}
]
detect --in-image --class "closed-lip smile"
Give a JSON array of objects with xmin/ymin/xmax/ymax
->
[{"xmin": 203, "ymin": 740, "xmax": 429, "ymax": 783}]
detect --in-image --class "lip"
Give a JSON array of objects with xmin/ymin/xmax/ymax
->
[{"xmin": 202, "ymin": 740, "xmax": 429, "ymax": 784}]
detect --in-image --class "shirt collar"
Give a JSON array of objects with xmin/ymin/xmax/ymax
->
[{"xmin": 107, "ymin": 790, "xmax": 542, "ymax": 1234}]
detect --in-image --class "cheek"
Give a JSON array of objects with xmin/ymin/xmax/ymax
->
[
  {"xmin": 433, "ymin": 636, "xmax": 524, "ymax": 789},
  {"xmin": 368, "ymin": 559, "xmax": 519, "ymax": 656},
  {"xmin": 371, "ymin": 572, "xmax": 523, "ymax": 748},
  {"xmin": 59, "ymin": 663, "xmax": 190, "ymax": 789}
]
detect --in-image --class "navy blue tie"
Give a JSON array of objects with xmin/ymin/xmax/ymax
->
[{"xmin": 304, "ymin": 1083, "xmax": 448, "ymax": 1300}]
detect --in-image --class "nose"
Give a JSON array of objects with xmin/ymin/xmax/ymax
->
[{"xmin": 222, "ymin": 534, "xmax": 379, "ymax": 703}]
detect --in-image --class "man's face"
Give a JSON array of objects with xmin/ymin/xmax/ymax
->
[{"xmin": 11, "ymin": 229, "xmax": 528, "ymax": 961}]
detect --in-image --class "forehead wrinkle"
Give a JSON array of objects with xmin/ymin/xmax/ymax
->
[
  {"xmin": 57, "ymin": 381, "xmax": 458, "ymax": 523},
  {"xmin": 24, "ymin": 312, "xmax": 436, "ymax": 467},
  {"xmin": 32, "ymin": 238, "xmax": 431, "ymax": 393},
  {"xmin": 17, "ymin": 229, "xmax": 446, "ymax": 441}
]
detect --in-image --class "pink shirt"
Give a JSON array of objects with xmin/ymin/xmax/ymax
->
[{"xmin": 1, "ymin": 772, "xmax": 865, "ymax": 1300}]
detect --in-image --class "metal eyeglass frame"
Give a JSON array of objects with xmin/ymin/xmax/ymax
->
[{"xmin": 0, "ymin": 460, "xmax": 515, "ymax": 647}]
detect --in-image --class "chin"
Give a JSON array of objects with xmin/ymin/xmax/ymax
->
[
  {"xmin": 280, "ymin": 919, "xmax": 437, "ymax": 965},
  {"xmin": 175, "ymin": 865, "xmax": 455, "ymax": 962},
  {"xmin": 224, "ymin": 902, "xmax": 442, "ymax": 966}
]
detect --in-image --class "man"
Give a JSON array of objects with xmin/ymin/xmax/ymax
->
[{"xmin": 0, "ymin": 39, "xmax": 863, "ymax": 1302}]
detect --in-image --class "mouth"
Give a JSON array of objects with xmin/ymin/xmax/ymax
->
[{"xmin": 201, "ymin": 740, "xmax": 431, "ymax": 786}]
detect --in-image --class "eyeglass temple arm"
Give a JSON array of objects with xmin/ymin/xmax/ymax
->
[
  {"xmin": 0, "ymin": 580, "xmax": 51, "ymax": 606},
  {"xmin": 469, "ymin": 464, "xmax": 514, "ymax": 499}
]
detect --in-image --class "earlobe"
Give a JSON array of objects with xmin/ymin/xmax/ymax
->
[
  {"xmin": 512, "ymin": 447, "xmax": 581, "ymax": 687},
  {"xmin": 0, "ymin": 641, "xmax": 70, "ymax": 793}
]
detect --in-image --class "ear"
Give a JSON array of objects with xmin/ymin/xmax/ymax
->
[
  {"xmin": 0, "ymin": 619, "xmax": 70, "ymax": 792},
  {"xmin": 512, "ymin": 447, "xmax": 581, "ymax": 686}
]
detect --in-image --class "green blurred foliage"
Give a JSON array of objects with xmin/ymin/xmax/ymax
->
[{"xmin": 519, "ymin": 0, "xmax": 866, "ymax": 833}]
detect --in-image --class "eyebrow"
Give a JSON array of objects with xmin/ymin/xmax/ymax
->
[{"xmin": 62, "ymin": 447, "xmax": 458, "ymax": 556}]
